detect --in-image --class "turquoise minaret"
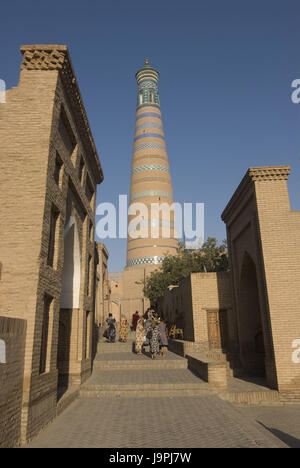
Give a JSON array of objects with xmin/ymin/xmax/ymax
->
[{"xmin": 126, "ymin": 59, "xmax": 178, "ymax": 268}]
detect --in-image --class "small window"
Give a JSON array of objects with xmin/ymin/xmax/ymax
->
[
  {"xmin": 86, "ymin": 255, "xmax": 92, "ymax": 296},
  {"xmin": 54, "ymin": 152, "xmax": 63, "ymax": 187},
  {"xmin": 85, "ymin": 311, "xmax": 91, "ymax": 359},
  {"xmin": 85, "ymin": 175, "xmax": 94, "ymax": 204},
  {"xmin": 59, "ymin": 105, "xmax": 77, "ymax": 155},
  {"xmin": 0, "ymin": 339, "xmax": 6, "ymax": 364},
  {"xmin": 39, "ymin": 294, "xmax": 53, "ymax": 374},
  {"xmin": 89, "ymin": 221, "xmax": 93, "ymax": 241},
  {"xmin": 78, "ymin": 156, "xmax": 85, "ymax": 183},
  {"xmin": 47, "ymin": 206, "xmax": 60, "ymax": 268}
]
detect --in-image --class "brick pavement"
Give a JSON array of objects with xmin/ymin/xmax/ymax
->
[
  {"xmin": 26, "ymin": 340, "xmax": 289, "ymax": 448},
  {"xmin": 28, "ymin": 396, "xmax": 286, "ymax": 448}
]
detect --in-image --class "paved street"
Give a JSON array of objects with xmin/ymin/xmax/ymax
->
[
  {"xmin": 28, "ymin": 395, "xmax": 285, "ymax": 448},
  {"xmin": 26, "ymin": 335, "xmax": 289, "ymax": 448}
]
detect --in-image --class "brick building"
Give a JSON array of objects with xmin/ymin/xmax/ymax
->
[
  {"xmin": 162, "ymin": 165, "xmax": 300, "ymax": 394},
  {"xmin": 0, "ymin": 45, "xmax": 104, "ymax": 445},
  {"xmin": 222, "ymin": 166, "xmax": 300, "ymax": 392}
]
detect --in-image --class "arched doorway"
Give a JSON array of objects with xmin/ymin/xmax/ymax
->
[
  {"xmin": 57, "ymin": 213, "xmax": 82, "ymax": 395},
  {"xmin": 60, "ymin": 216, "xmax": 81, "ymax": 309},
  {"xmin": 238, "ymin": 252, "xmax": 265, "ymax": 377}
]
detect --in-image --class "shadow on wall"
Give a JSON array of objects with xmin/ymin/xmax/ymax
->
[
  {"xmin": 215, "ymin": 259, "xmax": 271, "ymax": 389},
  {"xmin": 214, "ymin": 271, "xmax": 232, "ymax": 353}
]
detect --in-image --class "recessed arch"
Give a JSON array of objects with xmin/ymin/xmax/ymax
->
[
  {"xmin": 238, "ymin": 251, "xmax": 265, "ymax": 376},
  {"xmin": 60, "ymin": 216, "xmax": 81, "ymax": 309}
]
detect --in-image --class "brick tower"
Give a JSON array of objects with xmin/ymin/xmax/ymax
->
[{"xmin": 126, "ymin": 59, "xmax": 178, "ymax": 269}]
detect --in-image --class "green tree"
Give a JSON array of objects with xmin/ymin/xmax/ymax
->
[{"xmin": 142, "ymin": 237, "xmax": 229, "ymax": 302}]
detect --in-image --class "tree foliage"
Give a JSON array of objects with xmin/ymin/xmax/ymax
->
[{"xmin": 142, "ymin": 237, "xmax": 229, "ymax": 302}]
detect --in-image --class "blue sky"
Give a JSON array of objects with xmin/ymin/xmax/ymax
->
[{"xmin": 1, "ymin": 0, "xmax": 300, "ymax": 271}]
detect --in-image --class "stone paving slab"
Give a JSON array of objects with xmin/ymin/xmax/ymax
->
[{"xmin": 27, "ymin": 396, "xmax": 287, "ymax": 448}]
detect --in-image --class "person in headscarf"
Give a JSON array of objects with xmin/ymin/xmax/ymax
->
[
  {"xmin": 119, "ymin": 314, "xmax": 129, "ymax": 342},
  {"xmin": 135, "ymin": 317, "xmax": 145, "ymax": 355},
  {"xmin": 131, "ymin": 311, "xmax": 140, "ymax": 331},
  {"xmin": 105, "ymin": 314, "xmax": 116, "ymax": 343},
  {"xmin": 143, "ymin": 309, "xmax": 154, "ymax": 348},
  {"xmin": 159, "ymin": 319, "xmax": 168, "ymax": 356},
  {"xmin": 150, "ymin": 316, "xmax": 160, "ymax": 359}
]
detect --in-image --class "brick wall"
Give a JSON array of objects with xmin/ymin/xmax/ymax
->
[
  {"xmin": 222, "ymin": 166, "xmax": 300, "ymax": 391},
  {"xmin": 190, "ymin": 272, "xmax": 232, "ymax": 345},
  {"xmin": 0, "ymin": 45, "xmax": 103, "ymax": 444},
  {"xmin": 0, "ymin": 317, "xmax": 26, "ymax": 448},
  {"xmin": 162, "ymin": 272, "xmax": 232, "ymax": 347},
  {"xmin": 255, "ymin": 176, "xmax": 300, "ymax": 391}
]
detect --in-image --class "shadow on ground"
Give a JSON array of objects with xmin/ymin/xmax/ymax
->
[{"xmin": 258, "ymin": 422, "xmax": 300, "ymax": 448}]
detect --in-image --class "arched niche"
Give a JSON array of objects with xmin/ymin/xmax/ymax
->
[
  {"xmin": 60, "ymin": 216, "xmax": 81, "ymax": 309},
  {"xmin": 238, "ymin": 251, "xmax": 265, "ymax": 376}
]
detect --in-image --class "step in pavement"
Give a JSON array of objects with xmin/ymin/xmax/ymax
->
[
  {"xmin": 97, "ymin": 339, "xmax": 136, "ymax": 354},
  {"xmin": 93, "ymin": 352, "xmax": 188, "ymax": 370},
  {"xmin": 83, "ymin": 342, "xmax": 211, "ymax": 399},
  {"xmin": 80, "ymin": 368, "xmax": 212, "ymax": 399}
]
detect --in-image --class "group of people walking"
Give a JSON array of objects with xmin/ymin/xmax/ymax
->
[
  {"xmin": 104, "ymin": 309, "xmax": 168, "ymax": 359},
  {"xmin": 135, "ymin": 309, "xmax": 168, "ymax": 359},
  {"xmin": 104, "ymin": 313, "xmax": 129, "ymax": 343}
]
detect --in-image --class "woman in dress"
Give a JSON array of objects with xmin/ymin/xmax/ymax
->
[
  {"xmin": 131, "ymin": 311, "xmax": 140, "ymax": 331},
  {"xmin": 150, "ymin": 318, "xmax": 160, "ymax": 359},
  {"xmin": 143, "ymin": 309, "xmax": 153, "ymax": 348},
  {"xmin": 105, "ymin": 314, "xmax": 116, "ymax": 343},
  {"xmin": 119, "ymin": 314, "xmax": 129, "ymax": 342},
  {"xmin": 135, "ymin": 318, "xmax": 145, "ymax": 355},
  {"xmin": 159, "ymin": 319, "xmax": 168, "ymax": 356}
]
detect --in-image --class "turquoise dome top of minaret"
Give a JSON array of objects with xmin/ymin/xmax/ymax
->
[{"xmin": 135, "ymin": 59, "xmax": 160, "ymax": 108}]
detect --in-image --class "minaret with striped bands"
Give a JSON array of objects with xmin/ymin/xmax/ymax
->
[{"xmin": 126, "ymin": 59, "xmax": 178, "ymax": 268}]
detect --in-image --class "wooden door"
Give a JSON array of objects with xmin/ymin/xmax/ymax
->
[
  {"xmin": 207, "ymin": 309, "xmax": 228, "ymax": 350},
  {"xmin": 208, "ymin": 310, "xmax": 221, "ymax": 350}
]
